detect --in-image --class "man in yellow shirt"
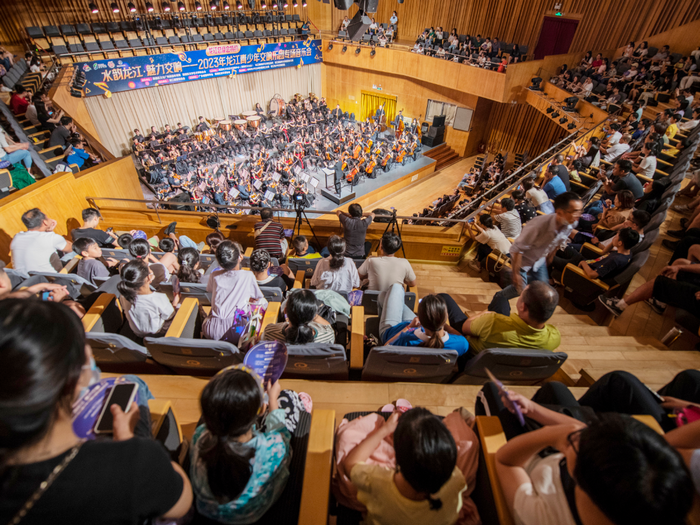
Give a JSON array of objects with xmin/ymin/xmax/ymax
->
[
  {"xmin": 665, "ymin": 114, "xmax": 680, "ymax": 141},
  {"xmin": 439, "ymin": 280, "xmax": 561, "ymax": 357},
  {"xmin": 289, "ymin": 235, "xmax": 322, "ymax": 259}
]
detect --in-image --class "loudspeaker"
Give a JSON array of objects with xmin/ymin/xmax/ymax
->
[
  {"xmin": 346, "ymin": 9, "xmax": 371, "ymax": 40},
  {"xmin": 432, "ymin": 115, "xmax": 446, "ymax": 127},
  {"xmin": 453, "ymin": 107, "xmax": 473, "ymax": 132},
  {"xmin": 333, "ymin": 0, "xmax": 353, "ymax": 9},
  {"xmin": 421, "ymin": 135, "xmax": 444, "ymax": 147},
  {"xmin": 359, "ymin": 0, "xmax": 378, "ymax": 12},
  {"xmin": 420, "ymin": 122, "xmax": 430, "ymax": 134},
  {"xmin": 427, "ymin": 125, "xmax": 444, "ymax": 138}
]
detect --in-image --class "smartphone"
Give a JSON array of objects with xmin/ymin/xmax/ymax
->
[
  {"xmin": 642, "ymin": 382, "xmax": 665, "ymax": 404},
  {"xmin": 41, "ymin": 291, "xmax": 51, "ymax": 301},
  {"xmin": 106, "ymin": 227, "xmax": 113, "ymax": 233},
  {"xmin": 94, "ymin": 383, "xmax": 138, "ymax": 434},
  {"xmin": 486, "ymin": 368, "xmax": 526, "ymax": 426}
]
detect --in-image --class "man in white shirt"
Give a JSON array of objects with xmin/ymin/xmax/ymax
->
[
  {"xmin": 601, "ymin": 134, "xmax": 631, "ymax": 161},
  {"xmin": 493, "ymin": 197, "xmax": 522, "ymax": 238},
  {"xmin": 358, "ymin": 232, "xmax": 417, "ymax": 291},
  {"xmin": 10, "ymin": 208, "xmax": 73, "ymax": 273},
  {"xmin": 605, "ymin": 123, "xmax": 622, "ymax": 146},
  {"xmin": 679, "ymin": 107, "xmax": 700, "ymax": 131}
]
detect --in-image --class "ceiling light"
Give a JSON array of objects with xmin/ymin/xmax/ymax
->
[
  {"xmin": 261, "ymin": 0, "xmax": 266, "ymax": 7},
  {"xmin": 128, "ymin": 1, "xmax": 137, "ymax": 11},
  {"xmin": 163, "ymin": 1, "xmax": 171, "ymax": 10},
  {"xmin": 546, "ymin": 107, "xmax": 553, "ymax": 114},
  {"xmin": 178, "ymin": 1, "xmax": 185, "ymax": 9},
  {"xmin": 568, "ymin": 122, "xmax": 576, "ymax": 130},
  {"xmin": 210, "ymin": 0, "xmax": 217, "ymax": 8},
  {"xmin": 195, "ymin": 1, "xmax": 203, "ymax": 10},
  {"xmin": 89, "ymin": 2, "xmax": 98, "ymax": 13},
  {"xmin": 236, "ymin": 0, "xmax": 243, "ymax": 8},
  {"xmin": 282, "ymin": 0, "xmax": 288, "ymax": 7},
  {"xmin": 223, "ymin": 1, "xmax": 230, "ymax": 8},
  {"xmin": 111, "ymin": 2, "xmax": 120, "ymax": 12},
  {"xmin": 551, "ymin": 111, "xmax": 560, "ymax": 118},
  {"xmin": 559, "ymin": 116, "xmax": 568, "ymax": 124},
  {"xmin": 145, "ymin": 1, "xmax": 154, "ymax": 11}
]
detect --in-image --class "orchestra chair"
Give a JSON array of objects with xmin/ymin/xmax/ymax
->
[
  {"xmin": 450, "ymin": 348, "xmax": 569, "ymax": 385},
  {"xmin": 145, "ymin": 297, "xmax": 243, "ymax": 375}
]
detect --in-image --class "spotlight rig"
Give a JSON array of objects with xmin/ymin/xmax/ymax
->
[
  {"xmin": 529, "ymin": 77, "xmax": 543, "ymax": 91},
  {"xmin": 551, "ymin": 111, "xmax": 560, "ymax": 118},
  {"xmin": 563, "ymin": 96, "xmax": 579, "ymax": 112}
]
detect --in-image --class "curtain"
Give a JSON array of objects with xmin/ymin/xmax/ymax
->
[
  {"xmin": 360, "ymin": 91, "xmax": 396, "ymax": 124},
  {"xmin": 425, "ymin": 100, "xmax": 458, "ymax": 126},
  {"xmin": 85, "ymin": 63, "xmax": 322, "ymax": 157}
]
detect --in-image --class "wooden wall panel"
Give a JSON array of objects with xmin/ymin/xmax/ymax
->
[
  {"xmin": 0, "ymin": 156, "xmax": 144, "ymax": 263},
  {"xmin": 481, "ymin": 101, "xmax": 568, "ymax": 160},
  {"xmin": 331, "ymin": 0, "xmax": 700, "ymax": 56}
]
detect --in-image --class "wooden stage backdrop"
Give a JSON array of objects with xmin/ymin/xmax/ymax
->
[{"xmin": 2, "ymin": 0, "xmax": 699, "ymax": 57}]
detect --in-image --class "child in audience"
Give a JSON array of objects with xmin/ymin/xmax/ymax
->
[
  {"xmin": 158, "ymin": 237, "xmax": 180, "ymax": 276},
  {"xmin": 203, "ymin": 241, "xmax": 266, "ymax": 341},
  {"xmin": 379, "ymin": 284, "xmax": 469, "ymax": 357},
  {"xmin": 311, "ymin": 236, "xmax": 361, "ymax": 293},
  {"xmin": 205, "ymin": 231, "xmax": 225, "ymax": 253},
  {"xmin": 250, "ymin": 249, "xmax": 294, "ymax": 293},
  {"xmin": 118, "ymin": 259, "xmax": 179, "ymax": 338},
  {"xmin": 177, "ymin": 247, "xmax": 204, "ymax": 283},
  {"xmin": 335, "ymin": 407, "xmax": 480, "ymax": 525},
  {"xmin": 128, "ymin": 238, "xmax": 169, "ymax": 285},
  {"xmin": 190, "ymin": 367, "xmax": 311, "ymax": 523},
  {"xmin": 263, "ymin": 289, "xmax": 335, "ymax": 344},
  {"xmin": 73, "ymin": 237, "xmax": 119, "ymax": 286},
  {"xmin": 290, "ymin": 235, "xmax": 322, "ymax": 259}
]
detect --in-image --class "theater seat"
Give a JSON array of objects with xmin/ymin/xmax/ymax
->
[
  {"xmin": 283, "ymin": 343, "xmax": 349, "ymax": 380},
  {"xmin": 450, "ymin": 348, "xmax": 568, "ymax": 385},
  {"xmin": 287, "ymin": 257, "xmax": 322, "ymax": 278},
  {"xmin": 361, "ymin": 289, "xmax": 417, "ymax": 316},
  {"xmin": 259, "ymin": 286, "xmax": 284, "ymax": 302},
  {"xmin": 361, "ymin": 346, "xmax": 458, "ymax": 383},
  {"xmin": 27, "ymin": 270, "xmax": 96, "ymax": 298}
]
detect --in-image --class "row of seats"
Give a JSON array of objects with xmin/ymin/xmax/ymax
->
[{"xmin": 1, "ymin": 58, "xmax": 42, "ymax": 92}]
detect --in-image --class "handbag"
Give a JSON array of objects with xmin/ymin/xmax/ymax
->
[{"xmin": 675, "ymin": 406, "xmax": 700, "ymax": 427}]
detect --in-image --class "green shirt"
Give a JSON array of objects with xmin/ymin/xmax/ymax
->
[{"xmin": 466, "ymin": 312, "xmax": 561, "ymax": 354}]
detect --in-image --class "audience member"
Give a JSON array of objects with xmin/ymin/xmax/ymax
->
[
  {"xmin": 190, "ymin": 367, "xmax": 310, "ymax": 523},
  {"xmin": 290, "ymin": 235, "xmax": 321, "ymax": 259},
  {"xmin": 203, "ymin": 241, "xmax": 265, "ymax": 341},
  {"xmin": 358, "ymin": 233, "xmax": 417, "ymax": 291},
  {"xmin": 71, "ymin": 207, "xmax": 118, "ymax": 247},
  {"xmin": 512, "ymin": 189, "xmax": 537, "ymax": 224},
  {"xmin": 49, "ymin": 116, "xmax": 75, "ymax": 150},
  {"xmin": 543, "ymin": 165, "xmax": 567, "ymax": 199},
  {"xmin": 176, "ymin": 247, "xmax": 204, "ymax": 283},
  {"xmin": 467, "ymin": 214, "xmax": 511, "ymax": 272},
  {"xmin": 250, "ymin": 248, "xmax": 293, "ymax": 293},
  {"xmin": 9, "ymin": 85, "xmax": 30, "ymax": 115},
  {"xmin": 0, "ymin": 126, "xmax": 34, "ymax": 171},
  {"xmin": 522, "ymin": 176, "xmax": 554, "ymax": 214},
  {"xmin": 0, "ymin": 299, "xmax": 193, "ymax": 523},
  {"xmin": 254, "ymin": 208, "xmax": 287, "ymax": 259},
  {"xmin": 310, "ymin": 235, "xmax": 361, "ymax": 293},
  {"xmin": 10, "ymin": 208, "xmax": 72, "ymax": 273},
  {"xmin": 493, "ymin": 197, "xmax": 522, "ymax": 238},
  {"xmin": 128, "ymin": 238, "xmax": 169, "ymax": 284},
  {"xmin": 72, "ymin": 237, "xmax": 119, "ymax": 287},
  {"xmin": 262, "ymin": 288, "xmax": 335, "ymax": 344},
  {"xmin": 337, "ymin": 204, "xmax": 374, "ymax": 258}
]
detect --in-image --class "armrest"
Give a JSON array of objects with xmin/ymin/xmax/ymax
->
[
  {"xmin": 298, "ymin": 410, "xmax": 336, "ymax": 525},
  {"xmin": 165, "ymin": 297, "xmax": 199, "ymax": 337},
  {"xmin": 475, "ymin": 416, "xmax": 515, "ymax": 525},
  {"xmin": 294, "ymin": 269, "xmax": 305, "ymax": 289},
  {"xmin": 262, "ymin": 301, "xmax": 281, "ymax": 333},
  {"xmin": 39, "ymin": 144, "xmax": 63, "ymax": 155},
  {"xmin": 631, "ymin": 415, "xmax": 664, "ymax": 435},
  {"xmin": 580, "ymin": 242, "xmax": 603, "ymax": 259},
  {"xmin": 561, "ymin": 263, "xmax": 609, "ymax": 291},
  {"xmin": 350, "ymin": 305, "xmax": 364, "ymax": 370},
  {"xmin": 82, "ymin": 293, "xmax": 117, "ymax": 332},
  {"xmin": 148, "ymin": 399, "xmax": 181, "ymax": 441},
  {"xmin": 244, "ymin": 246, "xmax": 253, "ymax": 257},
  {"xmin": 60, "ymin": 255, "xmax": 81, "ymax": 274},
  {"xmin": 29, "ymin": 129, "xmax": 50, "ymax": 138}
]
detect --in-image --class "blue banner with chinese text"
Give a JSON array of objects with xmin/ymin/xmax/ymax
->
[{"xmin": 80, "ymin": 39, "xmax": 322, "ymax": 97}]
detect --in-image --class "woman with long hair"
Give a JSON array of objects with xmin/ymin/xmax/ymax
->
[{"xmin": 310, "ymin": 236, "xmax": 360, "ymax": 293}]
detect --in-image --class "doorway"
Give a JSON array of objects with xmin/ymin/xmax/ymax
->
[{"xmin": 533, "ymin": 16, "xmax": 579, "ymax": 60}]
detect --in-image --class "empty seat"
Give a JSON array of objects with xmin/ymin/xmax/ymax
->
[
  {"xmin": 245, "ymin": 30, "xmax": 254, "ymax": 38},
  {"xmin": 128, "ymin": 38, "xmax": 142, "ymax": 48},
  {"xmin": 214, "ymin": 32, "xmax": 225, "ymax": 40},
  {"xmin": 26, "ymin": 26, "xmax": 45, "ymax": 38},
  {"xmin": 44, "ymin": 25, "xmax": 61, "ymax": 37},
  {"xmin": 27, "ymin": 271, "xmax": 96, "ymax": 298},
  {"xmin": 192, "ymin": 34, "xmax": 204, "ymax": 42},
  {"xmin": 106, "ymin": 22, "xmax": 120, "ymax": 33},
  {"xmin": 52, "ymin": 44, "xmax": 69, "ymax": 55},
  {"xmin": 259, "ymin": 286, "xmax": 285, "ymax": 302},
  {"xmin": 451, "ymin": 348, "xmax": 568, "ymax": 384},
  {"xmin": 91, "ymin": 23, "xmax": 107, "ymax": 33},
  {"xmin": 120, "ymin": 21, "xmax": 135, "ymax": 31},
  {"xmin": 100, "ymin": 41, "xmax": 115, "ymax": 51},
  {"xmin": 115, "ymin": 40, "xmax": 129, "ymax": 49},
  {"xmin": 168, "ymin": 35, "xmax": 181, "ymax": 44},
  {"xmin": 361, "ymin": 290, "xmax": 416, "ymax": 316},
  {"xmin": 60, "ymin": 24, "xmax": 77, "ymax": 36},
  {"xmin": 203, "ymin": 33, "xmax": 215, "ymax": 41},
  {"xmin": 283, "ymin": 343, "xmax": 349, "ymax": 380},
  {"xmin": 69, "ymin": 43, "xmax": 85, "ymax": 53},
  {"xmin": 362, "ymin": 346, "xmax": 458, "ymax": 383},
  {"xmin": 287, "ymin": 257, "xmax": 322, "ymax": 277},
  {"xmin": 155, "ymin": 36, "xmax": 168, "ymax": 45}
]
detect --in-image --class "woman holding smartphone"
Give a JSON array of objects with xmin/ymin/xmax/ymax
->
[{"xmin": 0, "ymin": 299, "xmax": 192, "ymax": 524}]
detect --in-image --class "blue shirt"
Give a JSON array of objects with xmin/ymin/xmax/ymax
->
[
  {"xmin": 543, "ymin": 175, "xmax": 566, "ymax": 199},
  {"xmin": 382, "ymin": 322, "xmax": 470, "ymax": 356},
  {"xmin": 67, "ymin": 147, "xmax": 90, "ymax": 168}
]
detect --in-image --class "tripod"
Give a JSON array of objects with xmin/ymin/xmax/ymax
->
[
  {"xmin": 382, "ymin": 208, "xmax": 406, "ymax": 259},
  {"xmin": 292, "ymin": 199, "xmax": 323, "ymax": 252}
]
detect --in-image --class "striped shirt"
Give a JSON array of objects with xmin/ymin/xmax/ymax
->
[
  {"xmin": 254, "ymin": 220, "xmax": 285, "ymax": 258},
  {"xmin": 262, "ymin": 320, "xmax": 336, "ymax": 344}
]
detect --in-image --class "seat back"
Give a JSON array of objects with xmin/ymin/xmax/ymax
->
[
  {"xmin": 259, "ymin": 286, "xmax": 284, "ymax": 302},
  {"xmin": 361, "ymin": 289, "xmax": 416, "ymax": 315},
  {"xmin": 613, "ymin": 248, "xmax": 649, "ymax": 286},
  {"xmin": 287, "ymin": 257, "xmax": 322, "ymax": 276},
  {"xmin": 0, "ymin": 170, "xmax": 12, "ymax": 190},
  {"xmin": 87, "ymin": 332, "xmax": 150, "ymax": 364},
  {"xmin": 144, "ymin": 336, "xmax": 242, "ymax": 374},
  {"xmin": 451, "ymin": 348, "xmax": 568, "ymax": 385},
  {"xmin": 283, "ymin": 343, "xmax": 349, "ymax": 380},
  {"xmin": 361, "ymin": 346, "xmax": 458, "ymax": 383},
  {"xmin": 27, "ymin": 271, "xmax": 96, "ymax": 298}
]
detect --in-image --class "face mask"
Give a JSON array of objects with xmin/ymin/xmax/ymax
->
[{"xmin": 79, "ymin": 356, "xmax": 100, "ymax": 398}]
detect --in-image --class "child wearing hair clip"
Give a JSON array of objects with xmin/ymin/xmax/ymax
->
[
  {"xmin": 333, "ymin": 406, "xmax": 481, "ymax": 525},
  {"xmin": 190, "ymin": 366, "xmax": 312, "ymax": 523}
]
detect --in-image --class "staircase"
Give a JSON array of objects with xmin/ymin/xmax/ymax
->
[{"xmin": 423, "ymin": 143, "xmax": 461, "ymax": 171}]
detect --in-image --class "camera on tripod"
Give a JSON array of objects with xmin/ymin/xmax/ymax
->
[{"xmin": 293, "ymin": 190, "xmax": 307, "ymax": 210}]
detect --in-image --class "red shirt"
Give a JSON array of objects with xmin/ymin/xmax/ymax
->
[{"xmin": 10, "ymin": 93, "xmax": 28, "ymax": 115}]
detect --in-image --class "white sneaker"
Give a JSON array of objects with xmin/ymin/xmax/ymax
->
[{"xmin": 468, "ymin": 259, "xmax": 481, "ymax": 272}]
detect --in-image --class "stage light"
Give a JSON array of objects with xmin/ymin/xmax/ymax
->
[
  {"xmin": 342, "ymin": 45, "xmax": 347, "ymax": 53},
  {"xmin": 559, "ymin": 116, "xmax": 568, "ymax": 124},
  {"xmin": 546, "ymin": 107, "xmax": 553, "ymax": 114},
  {"xmin": 195, "ymin": 1, "xmax": 203, "ymax": 9},
  {"xmin": 293, "ymin": 0, "xmax": 298, "ymax": 6},
  {"xmin": 146, "ymin": 1, "xmax": 154, "ymax": 11},
  {"xmin": 236, "ymin": 0, "xmax": 243, "ymax": 8},
  {"xmin": 282, "ymin": 0, "xmax": 288, "ymax": 7},
  {"xmin": 271, "ymin": 0, "xmax": 277, "ymax": 7},
  {"xmin": 551, "ymin": 111, "xmax": 560, "ymax": 118},
  {"xmin": 223, "ymin": 1, "xmax": 230, "ymax": 8},
  {"xmin": 302, "ymin": 0, "xmax": 306, "ymax": 5},
  {"xmin": 529, "ymin": 76, "xmax": 542, "ymax": 91},
  {"xmin": 210, "ymin": 0, "xmax": 217, "ymax": 8},
  {"xmin": 178, "ymin": 1, "xmax": 185, "ymax": 9},
  {"xmin": 260, "ymin": 0, "xmax": 266, "ymax": 7},
  {"xmin": 128, "ymin": 1, "xmax": 137, "ymax": 11},
  {"xmin": 564, "ymin": 96, "xmax": 578, "ymax": 105},
  {"xmin": 327, "ymin": 43, "xmax": 333, "ymax": 50},
  {"xmin": 568, "ymin": 122, "xmax": 576, "ymax": 130},
  {"xmin": 89, "ymin": 2, "xmax": 98, "ymax": 13},
  {"xmin": 162, "ymin": 1, "xmax": 171, "ymax": 10},
  {"xmin": 111, "ymin": 2, "xmax": 120, "ymax": 12},
  {"xmin": 370, "ymin": 48, "xmax": 376, "ymax": 57},
  {"xmin": 355, "ymin": 47, "xmax": 360, "ymax": 54}
]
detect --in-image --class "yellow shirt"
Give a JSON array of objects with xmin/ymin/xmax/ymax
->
[
  {"xmin": 666, "ymin": 123, "xmax": 679, "ymax": 140},
  {"xmin": 466, "ymin": 312, "xmax": 561, "ymax": 354},
  {"xmin": 350, "ymin": 463, "xmax": 466, "ymax": 525}
]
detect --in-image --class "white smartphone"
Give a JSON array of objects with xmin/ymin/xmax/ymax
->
[{"xmin": 94, "ymin": 383, "xmax": 138, "ymax": 434}]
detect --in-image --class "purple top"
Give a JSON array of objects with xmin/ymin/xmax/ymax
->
[{"xmin": 203, "ymin": 269, "xmax": 264, "ymax": 341}]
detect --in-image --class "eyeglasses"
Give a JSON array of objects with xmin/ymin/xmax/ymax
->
[{"xmin": 566, "ymin": 428, "xmax": 584, "ymax": 455}]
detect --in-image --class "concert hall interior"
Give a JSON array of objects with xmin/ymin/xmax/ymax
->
[{"xmin": 2, "ymin": 0, "xmax": 700, "ymax": 524}]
